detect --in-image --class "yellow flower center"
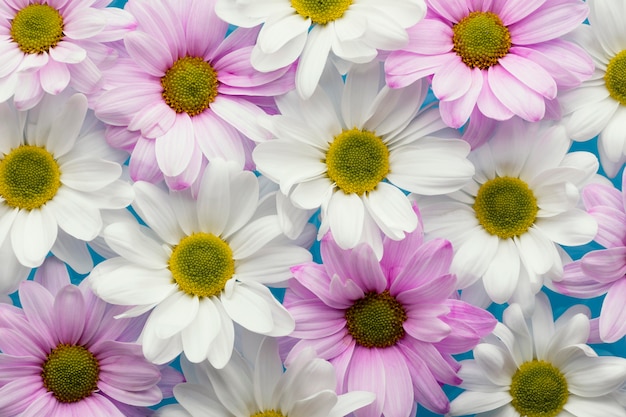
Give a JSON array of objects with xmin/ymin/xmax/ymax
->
[
  {"xmin": 325, "ymin": 128, "xmax": 389, "ymax": 195},
  {"xmin": 0, "ymin": 145, "xmax": 61, "ymax": 210},
  {"xmin": 345, "ymin": 290, "xmax": 407, "ymax": 348},
  {"xmin": 42, "ymin": 344, "xmax": 100, "ymax": 403},
  {"xmin": 251, "ymin": 410, "xmax": 286, "ymax": 417},
  {"xmin": 168, "ymin": 232, "xmax": 235, "ymax": 298},
  {"xmin": 605, "ymin": 49, "xmax": 626, "ymax": 106},
  {"xmin": 10, "ymin": 4, "xmax": 64, "ymax": 54},
  {"xmin": 510, "ymin": 360, "xmax": 568, "ymax": 417},
  {"xmin": 291, "ymin": 0, "xmax": 353, "ymax": 25},
  {"xmin": 473, "ymin": 176, "xmax": 538, "ymax": 239},
  {"xmin": 161, "ymin": 56, "xmax": 219, "ymax": 117},
  {"xmin": 452, "ymin": 11, "xmax": 511, "ymax": 70}
]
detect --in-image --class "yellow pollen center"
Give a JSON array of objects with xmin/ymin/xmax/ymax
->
[
  {"xmin": 10, "ymin": 4, "xmax": 64, "ymax": 54},
  {"xmin": 251, "ymin": 410, "xmax": 286, "ymax": 417},
  {"xmin": 473, "ymin": 176, "xmax": 538, "ymax": 239},
  {"xmin": 345, "ymin": 290, "xmax": 407, "ymax": 348},
  {"xmin": 41, "ymin": 344, "xmax": 100, "ymax": 403},
  {"xmin": 168, "ymin": 232, "xmax": 235, "ymax": 298},
  {"xmin": 452, "ymin": 11, "xmax": 511, "ymax": 69},
  {"xmin": 605, "ymin": 49, "xmax": 626, "ymax": 106},
  {"xmin": 325, "ymin": 128, "xmax": 389, "ymax": 195},
  {"xmin": 510, "ymin": 360, "xmax": 568, "ymax": 417},
  {"xmin": 291, "ymin": 0, "xmax": 353, "ymax": 25},
  {"xmin": 0, "ymin": 145, "xmax": 61, "ymax": 210},
  {"xmin": 161, "ymin": 56, "xmax": 219, "ymax": 117}
]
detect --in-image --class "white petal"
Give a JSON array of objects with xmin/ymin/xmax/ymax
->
[
  {"xmin": 221, "ymin": 281, "xmax": 273, "ymax": 334},
  {"xmin": 328, "ymin": 190, "xmax": 364, "ymax": 249},
  {"xmin": 103, "ymin": 222, "xmax": 170, "ymax": 269},
  {"xmin": 133, "ymin": 181, "xmax": 183, "ymax": 245},
  {"xmin": 11, "ymin": 208, "xmax": 57, "ymax": 268},
  {"xmin": 151, "ymin": 291, "xmax": 199, "ymax": 339}
]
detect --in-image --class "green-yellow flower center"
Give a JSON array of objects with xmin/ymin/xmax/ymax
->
[
  {"xmin": 510, "ymin": 360, "xmax": 569, "ymax": 417},
  {"xmin": 41, "ymin": 344, "xmax": 100, "ymax": 403},
  {"xmin": 0, "ymin": 145, "xmax": 61, "ymax": 210},
  {"xmin": 605, "ymin": 49, "xmax": 626, "ymax": 106},
  {"xmin": 291, "ymin": 0, "xmax": 353, "ymax": 25},
  {"xmin": 345, "ymin": 290, "xmax": 407, "ymax": 348},
  {"xmin": 10, "ymin": 4, "xmax": 64, "ymax": 54},
  {"xmin": 325, "ymin": 128, "xmax": 389, "ymax": 195},
  {"xmin": 251, "ymin": 410, "xmax": 286, "ymax": 417},
  {"xmin": 452, "ymin": 11, "xmax": 511, "ymax": 70},
  {"xmin": 473, "ymin": 176, "xmax": 538, "ymax": 239},
  {"xmin": 168, "ymin": 232, "xmax": 235, "ymax": 297},
  {"xmin": 161, "ymin": 56, "xmax": 219, "ymax": 117}
]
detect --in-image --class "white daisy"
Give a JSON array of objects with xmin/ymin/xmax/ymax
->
[
  {"xmin": 155, "ymin": 336, "xmax": 375, "ymax": 417},
  {"xmin": 215, "ymin": 0, "xmax": 426, "ymax": 98},
  {"xmin": 560, "ymin": 0, "xmax": 626, "ymax": 177},
  {"xmin": 253, "ymin": 61, "xmax": 474, "ymax": 257},
  {"xmin": 415, "ymin": 118, "xmax": 598, "ymax": 311},
  {"xmin": 0, "ymin": 92, "xmax": 133, "ymax": 294},
  {"xmin": 448, "ymin": 293, "xmax": 626, "ymax": 417},
  {"xmin": 88, "ymin": 159, "xmax": 312, "ymax": 368}
]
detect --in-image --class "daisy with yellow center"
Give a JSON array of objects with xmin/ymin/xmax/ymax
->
[{"xmin": 415, "ymin": 118, "xmax": 598, "ymax": 311}]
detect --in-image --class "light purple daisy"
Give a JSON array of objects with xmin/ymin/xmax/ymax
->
[
  {"xmin": 553, "ymin": 169, "xmax": 626, "ymax": 343},
  {"xmin": 0, "ymin": 0, "xmax": 136, "ymax": 110},
  {"xmin": 95, "ymin": 0, "xmax": 295, "ymax": 190},
  {"xmin": 385, "ymin": 0, "xmax": 594, "ymax": 128},
  {"xmin": 282, "ymin": 206, "xmax": 496, "ymax": 417},
  {"xmin": 0, "ymin": 257, "xmax": 167, "ymax": 416}
]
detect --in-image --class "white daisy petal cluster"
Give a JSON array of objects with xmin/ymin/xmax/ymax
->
[
  {"xmin": 215, "ymin": 0, "xmax": 426, "ymax": 98},
  {"xmin": 88, "ymin": 159, "xmax": 312, "ymax": 369},
  {"xmin": 449, "ymin": 293, "xmax": 626, "ymax": 417}
]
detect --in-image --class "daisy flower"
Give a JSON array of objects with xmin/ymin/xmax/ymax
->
[
  {"xmin": 156, "ymin": 336, "xmax": 375, "ymax": 417},
  {"xmin": 0, "ymin": 92, "xmax": 133, "ymax": 295},
  {"xmin": 560, "ymin": 0, "xmax": 626, "ymax": 177},
  {"xmin": 253, "ymin": 61, "xmax": 474, "ymax": 257},
  {"xmin": 215, "ymin": 0, "xmax": 426, "ymax": 99},
  {"xmin": 415, "ymin": 118, "xmax": 598, "ymax": 311},
  {"xmin": 0, "ymin": 257, "xmax": 166, "ymax": 416},
  {"xmin": 0, "ymin": 0, "xmax": 136, "ymax": 110},
  {"xmin": 95, "ymin": 0, "xmax": 295, "ymax": 190},
  {"xmin": 282, "ymin": 207, "xmax": 496, "ymax": 417},
  {"xmin": 385, "ymin": 0, "xmax": 594, "ymax": 128},
  {"xmin": 553, "ymin": 169, "xmax": 626, "ymax": 343},
  {"xmin": 448, "ymin": 293, "xmax": 626, "ymax": 417},
  {"xmin": 89, "ymin": 159, "xmax": 312, "ymax": 368}
]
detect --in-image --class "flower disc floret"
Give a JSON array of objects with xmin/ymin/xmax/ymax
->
[
  {"xmin": 510, "ymin": 360, "xmax": 568, "ymax": 417},
  {"xmin": 345, "ymin": 290, "xmax": 407, "ymax": 348},
  {"xmin": 290, "ymin": 0, "xmax": 353, "ymax": 25},
  {"xmin": 473, "ymin": 176, "xmax": 538, "ymax": 239},
  {"xmin": 168, "ymin": 232, "xmax": 235, "ymax": 298},
  {"xmin": 251, "ymin": 410, "xmax": 286, "ymax": 417},
  {"xmin": 161, "ymin": 56, "xmax": 219, "ymax": 117},
  {"xmin": 41, "ymin": 344, "xmax": 100, "ymax": 403},
  {"xmin": 325, "ymin": 128, "xmax": 389, "ymax": 195},
  {"xmin": 10, "ymin": 4, "xmax": 64, "ymax": 54},
  {"xmin": 452, "ymin": 11, "xmax": 511, "ymax": 70},
  {"xmin": 0, "ymin": 145, "xmax": 61, "ymax": 210},
  {"xmin": 604, "ymin": 50, "xmax": 626, "ymax": 106}
]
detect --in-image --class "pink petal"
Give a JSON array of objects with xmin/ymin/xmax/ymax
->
[
  {"xmin": 498, "ymin": 0, "xmax": 546, "ymax": 25},
  {"xmin": 488, "ymin": 64, "xmax": 545, "ymax": 121},
  {"xmin": 53, "ymin": 285, "xmax": 86, "ymax": 344},
  {"xmin": 427, "ymin": 0, "xmax": 469, "ymax": 22},
  {"xmin": 587, "ymin": 206, "xmax": 626, "ymax": 248},
  {"xmin": 402, "ymin": 19, "xmax": 453, "ymax": 55},
  {"xmin": 599, "ymin": 279, "xmax": 626, "ymax": 342},
  {"xmin": 580, "ymin": 247, "xmax": 626, "ymax": 283},
  {"xmin": 508, "ymin": 0, "xmax": 588, "ymax": 44},
  {"xmin": 499, "ymin": 53, "xmax": 556, "ymax": 99},
  {"xmin": 129, "ymin": 137, "xmax": 163, "ymax": 183},
  {"xmin": 554, "ymin": 261, "xmax": 614, "ymax": 298},
  {"xmin": 439, "ymin": 66, "xmax": 483, "ymax": 128},
  {"xmin": 128, "ymin": 102, "xmax": 176, "ymax": 139},
  {"xmin": 124, "ymin": 31, "xmax": 170, "ymax": 77},
  {"xmin": 476, "ymin": 70, "xmax": 514, "ymax": 120},
  {"xmin": 380, "ymin": 347, "xmax": 415, "ymax": 417},
  {"xmin": 432, "ymin": 56, "xmax": 472, "ymax": 101},
  {"xmin": 347, "ymin": 347, "xmax": 385, "ymax": 417},
  {"xmin": 385, "ymin": 52, "xmax": 453, "ymax": 89}
]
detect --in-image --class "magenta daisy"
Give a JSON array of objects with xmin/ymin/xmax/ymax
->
[
  {"xmin": 0, "ymin": 257, "xmax": 166, "ymax": 416},
  {"xmin": 95, "ymin": 0, "xmax": 295, "ymax": 190},
  {"xmin": 282, "ymin": 206, "xmax": 496, "ymax": 417},
  {"xmin": 553, "ymin": 169, "xmax": 626, "ymax": 343},
  {"xmin": 385, "ymin": 0, "xmax": 594, "ymax": 128},
  {"xmin": 0, "ymin": 0, "xmax": 136, "ymax": 110}
]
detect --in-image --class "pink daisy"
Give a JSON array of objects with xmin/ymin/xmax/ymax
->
[
  {"xmin": 385, "ymin": 0, "xmax": 594, "ymax": 128},
  {"xmin": 282, "ymin": 206, "xmax": 496, "ymax": 417},
  {"xmin": 553, "ymin": 169, "xmax": 626, "ymax": 343},
  {"xmin": 0, "ymin": 0, "xmax": 136, "ymax": 110},
  {"xmin": 0, "ymin": 257, "xmax": 167, "ymax": 416},
  {"xmin": 95, "ymin": 0, "xmax": 295, "ymax": 190}
]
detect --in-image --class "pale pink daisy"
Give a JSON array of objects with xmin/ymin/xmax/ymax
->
[
  {"xmin": 0, "ymin": 0, "xmax": 136, "ymax": 110},
  {"xmin": 385, "ymin": 0, "xmax": 594, "ymax": 128},
  {"xmin": 0, "ymin": 257, "xmax": 167, "ymax": 417},
  {"xmin": 553, "ymin": 169, "xmax": 626, "ymax": 343},
  {"xmin": 96, "ymin": 0, "xmax": 295, "ymax": 190},
  {"xmin": 282, "ymin": 206, "xmax": 496, "ymax": 417}
]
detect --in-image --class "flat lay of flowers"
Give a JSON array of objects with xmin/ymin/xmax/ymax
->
[{"xmin": 2, "ymin": 0, "xmax": 626, "ymax": 416}]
